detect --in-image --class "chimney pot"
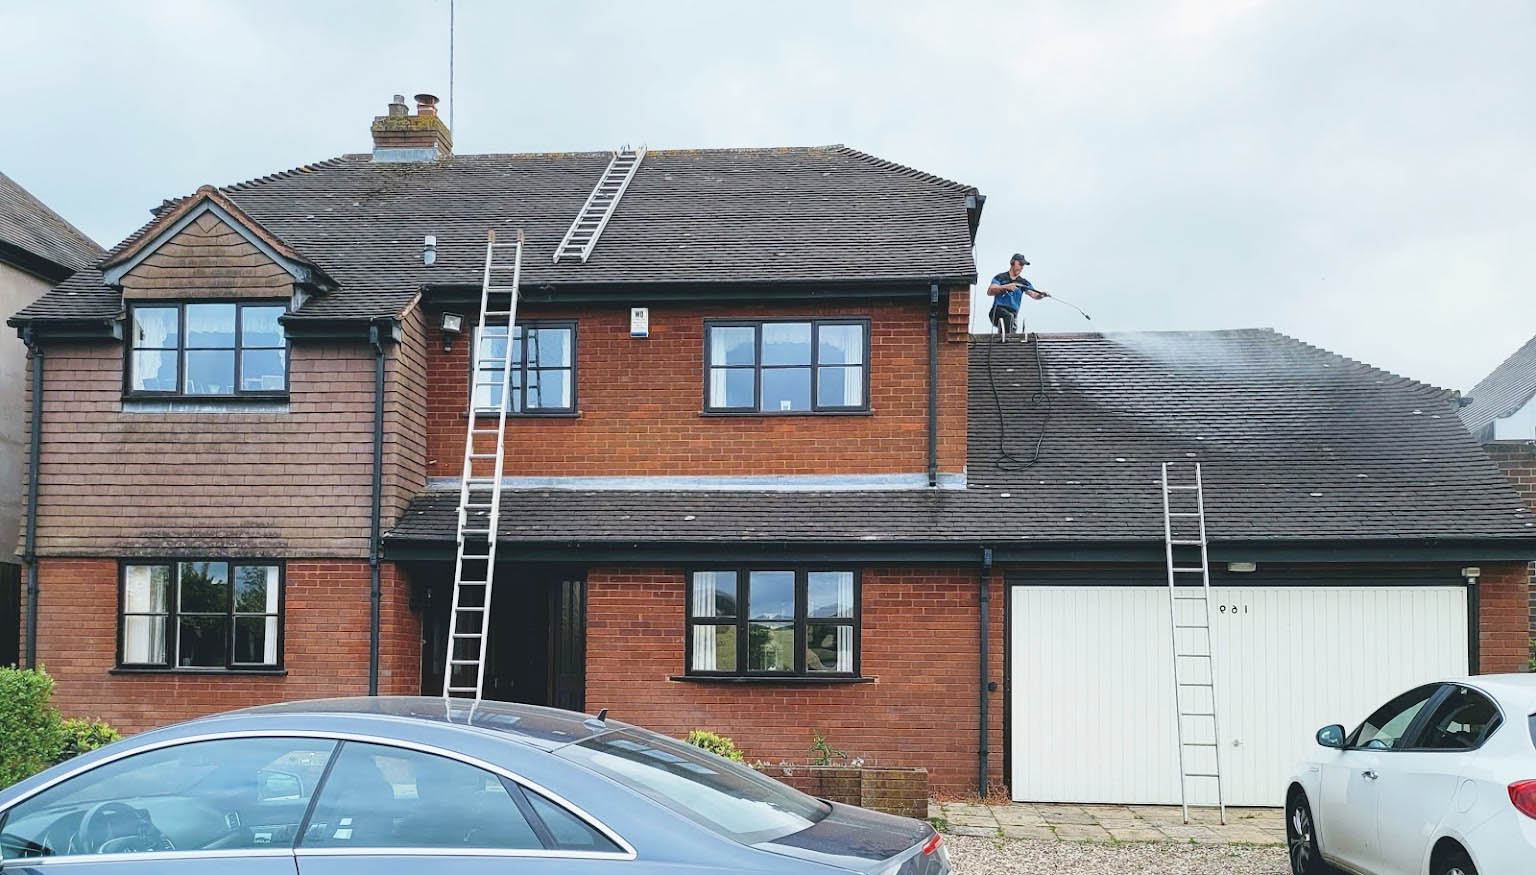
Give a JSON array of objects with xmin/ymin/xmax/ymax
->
[
  {"xmin": 415, "ymin": 93, "xmax": 440, "ymax": 117},
  {"xmin": 388, "ymin": 94, "xmax": 408, "ymax": 118},
  {"xmin": 371, "ymin": 91, "xmax": 452, "ymax": 162}
]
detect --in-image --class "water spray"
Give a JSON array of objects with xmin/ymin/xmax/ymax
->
[{"xmin": 1034, "ymin": 289, "xmax": 1092, "ymax": 321}]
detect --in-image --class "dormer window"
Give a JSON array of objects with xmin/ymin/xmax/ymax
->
[{"xmin": 126, "ymin": 301, "xmax": 289, "ymax": 397}]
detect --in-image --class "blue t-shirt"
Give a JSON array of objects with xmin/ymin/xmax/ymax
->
[{"xmin": 990, "ymin": 271, "xmax": 1034, "ymax": 311}]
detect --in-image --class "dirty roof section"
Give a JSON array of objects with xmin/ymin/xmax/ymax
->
[
  {"xmin": 1460, "ymin": 333, "xmax": 1536, "ymax": 441},
  {"xmin": 13, "ymin": 146, "xmax": 979, "ymax": 324},
  {"xmin": 387, "ymin": 329, "xmax": 1536, "ymax": 545},
  {"xmin": 0, "ymin": 172, "xmax": 102, "ymax": 277}
]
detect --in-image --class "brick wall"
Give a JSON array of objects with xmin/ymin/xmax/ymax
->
[
  {"xmin": 22, "ymin": 558, "xmax": 419, "ymax": 733},
  {"xmin": 1485, "ymin": 443, "xmax": 1536, "ymax": 635},
  {"xmin": 585, "ymin": 565, "xmax": 1004, "ymax": 796},
  {"xmin": 1478, "ymin": 561, "xmax": 1531, "ymax": 673},
  {"xmin": 25, "ymin": 339, "xmax": 377, "ymax": 557},
  {"xmin": 425, "ymin": 296, "xmax": 969, "ymax": 479}
]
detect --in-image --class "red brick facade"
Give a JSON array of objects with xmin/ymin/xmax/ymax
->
[
  {"xmin": 425, "ymin": 297, "xmax": 969, "ymax": 480},
  {"xmin": 1478, "ymin": 561, "xmax": 1531, "ymax": 672},
  {"xmin": 22, "ymin": 558, "xmax": 419, "ymax": 733},
  {"xmin": 585, "ymin": 565, "xmax": 1004, "ymax": 796},
  {"xmin": 1485, "ymin": 443, "xmax": 1536, "ymax": 635}
]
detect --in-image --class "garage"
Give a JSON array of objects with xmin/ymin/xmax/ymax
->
[{"xmin": 1007, "ymin": 574, "xmax": 1470, "ymax": 807}]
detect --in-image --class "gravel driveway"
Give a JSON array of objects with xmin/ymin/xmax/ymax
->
[{"xmin": 945, "ymin": 835, "xmax": 1289, "ymax": 874}]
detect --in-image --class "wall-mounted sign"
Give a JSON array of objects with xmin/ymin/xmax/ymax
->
[{"xmin": 630, "ymin": 307, "xmax": 649, "ymax": 338}]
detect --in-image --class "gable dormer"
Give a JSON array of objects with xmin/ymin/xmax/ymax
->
[{"xmin": 101, "ymin": 185, "xmax": 334, "ymax": 307}]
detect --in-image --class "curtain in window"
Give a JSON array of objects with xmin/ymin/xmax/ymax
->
[
  {"xmin": 835, "ymin": 626, "xmax": 854, "ymax": 672},
  {"xmin": 123, "ymin": 565, "xmax": 168, "ymax": 664},
  {"xmin": 691, "ymin": 573, "xmax": 717, "ymax": 670}
]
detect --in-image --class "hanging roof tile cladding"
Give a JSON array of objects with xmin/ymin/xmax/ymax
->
[
  {"xmin": 387, "ymin": 328, "xmax": 1536, "ymax": 546},
  {"xmin": 11, "ymin": 146, "xmax": 979, "ymax": 325},
  {"xmin": 0, "ymin": 172, "xmax": 102, "ymax": 276},
  {"xmin": 1460, "ymin": 333, "xmax": 1536, "ymax": 440}
]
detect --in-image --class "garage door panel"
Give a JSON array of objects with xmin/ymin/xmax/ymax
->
[{"xmin": 1011, "ymin": 584, "xmax": 1467, "ymax": 807}]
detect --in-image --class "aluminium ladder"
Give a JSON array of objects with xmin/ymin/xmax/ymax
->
[
  {"xmin": 553, "ymin": 146, "xmax": 645, "ymax": 263},
  {"xmin": 442, "ymin": 229, "xmax": 525, "ymax": 701},
  {"xmin": 1160, "ymin": 461, "xmax": 1227, "ymax": 825}
]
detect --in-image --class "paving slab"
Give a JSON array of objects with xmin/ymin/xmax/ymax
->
[{"xmin": 1049, "ymin": 822, "xmax": 1114, "ymax": 843}]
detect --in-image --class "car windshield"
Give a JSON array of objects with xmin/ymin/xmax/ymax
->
[{"xmin": 557, "ymin": 728, "xmax": 829, "ymax": 845}]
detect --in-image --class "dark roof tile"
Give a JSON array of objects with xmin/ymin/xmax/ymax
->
[{"xmin": 0, "ymin": 172, "xmax": 102, "ymax": 275}]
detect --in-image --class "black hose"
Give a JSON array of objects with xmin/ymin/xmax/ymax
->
[{"xmin": 986, "ymin": 330, "xmax": 1050, "ymax": 471}]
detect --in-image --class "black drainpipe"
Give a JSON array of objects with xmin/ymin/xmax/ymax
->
[
  {"xmin": 1465, "ymin": 570, "xmax": 1480, "ymax": 675},
  {"xmin": 927, "ymin": 283, "xmax": 939, "ymax": 487},
  {"xmin": 367, "ymin": 321, "xmax": 387, "ymax": 695},
  {"xmin": 22, "ymin": 325, "xmax": 41, "ymax": 669},
  {"xmin": 978, "ymin": 546, "xmax": 993, "ymax": 797}
]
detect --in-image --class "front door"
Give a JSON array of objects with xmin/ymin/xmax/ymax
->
[
  {"xmin": 548, "ymin": 577, "xmax": 585, "ymax": 712},
  {"xmin": 473, "ymin": 568, "xmax": 584, "ymax": 708}
]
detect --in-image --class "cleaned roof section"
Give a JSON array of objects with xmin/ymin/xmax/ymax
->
[
  {"xmin": 1460, "ymin": 333, "xmax": 1536, "ymax": 440},
  {"xmin": 386, "ymin": 329, "xmax": 1536, "ymax": 545},
  {"xmin": 13, "ymin": 146, "xmax": 979, "ymax": 324},
  {"xmin": 0, "ymin": 172, "xmax": 102, "ymax": 276}
]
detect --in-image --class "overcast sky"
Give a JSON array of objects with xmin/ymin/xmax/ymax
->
[{"xmin": 3, "ymin": 0, "xmax": 1531, "ymax": 391}]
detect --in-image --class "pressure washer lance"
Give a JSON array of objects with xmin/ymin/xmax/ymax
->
[{"xmin": 1033, "ymin": 289, "xmax": 1092, "ymax": 321}]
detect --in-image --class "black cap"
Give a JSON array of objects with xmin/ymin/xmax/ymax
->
[{"xmin": 1011, "ymin": 252, "xmax": 1030, "ymax": 266}]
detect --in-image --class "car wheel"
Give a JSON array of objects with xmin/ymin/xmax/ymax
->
[
  {"xmin": 1286, "ymin": 791, "xmax": 1332, "ymax": 875},
  {"xmin": 1435, "ymin": 846, "xmax": 1477, "ymax": 875}
]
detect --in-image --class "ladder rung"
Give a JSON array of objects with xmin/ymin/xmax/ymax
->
[
  {"xmin": 1168, "ymin": 511, "xmax": 1201, "ymax": 517},
  {"xmin": 1172, "ymin": 595, "xmax": 1207, "ymax": 600},
  {"xmin": 453, "ymin": 606, "xmax": 486, "ymax": 613},
  {"xmin": 449, "ymin": 659, "xmax": 481, "ymax": 666},
  {"xmin": 456, "ymin": 579, "xmax": 487, "ymax": 586},
  {"xmin": 1182, "ymin": 712, "xmax": 1216, "ymax": 717},
  {"xmin": 1166, "ymin": 485, "xmax": 1199, "ymax": 491},
  {"xmin": 468, "ymin": 453, "xmax": 499, "ymax": 459},
  {"xmin": 1183, "ymin": 742, "xmax": 1218, "ymax": 747},
  {"xmin": 460, "ymin": 552, "xmax": 490, "ymax": 559},
  {"xmin": 1173, "ymin": 624, "xmax": 1209, "ymax": 629},
  {"xmin": 1179, "ymin": 682, "xmax": 1215, "ymax": 688},
  {"xmin": 1175, "ymin": 652, "xmax": 1211, "ymax": 658},
  {"xmin": 446, "ymin": 686, "xmax": 479, "ymax": 693},
  {"xmin": 1171, "ymin": 567, "xmax": 1205, "ymax": 573},
  {"xmin": 1169, "ymin": 540, "xmax": 1205, "ymax": 546},
  {"xmin": 452, "ymin": 632, "xmax": 482, "ymax": 639}
]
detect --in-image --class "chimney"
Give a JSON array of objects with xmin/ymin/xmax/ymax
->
[{"xmin": 370, "ymin": 92, "xmax": 452, "ymax": 162}]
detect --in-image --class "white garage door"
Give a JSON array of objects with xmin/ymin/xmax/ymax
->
[{"xmin": 1009, "ymin": 585, "xmax": 1468, "ymax": 807}]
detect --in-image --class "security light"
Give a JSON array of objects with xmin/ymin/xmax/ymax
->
[{"xmin": 440, "ymin": 311, "xmax": 464, "ymax": 352}]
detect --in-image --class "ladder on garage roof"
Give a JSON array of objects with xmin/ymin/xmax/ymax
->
[
  {"xmin": 1160, "ymin": 461, "xmax": 1227, "ymax": 826},
  {"xmin": 552, "ymin": 146, "xmax": 645, "ymax": 264},
  {"xmin": 442, "ymin": 228, "xmax": 524, "ymax": 702}
]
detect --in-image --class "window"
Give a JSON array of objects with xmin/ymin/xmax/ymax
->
[
  {"xmin": 1350, "ymin": 684, "xmax": 1439, "ymax": 751},
  {"xmin": 1413, "ymin": 685, "xmax": 1502, "ymax": 751},
  {"xmin": 471, "ymin": 321, "xmax": 576, "ymax": 415},
  {"xmin": 119, "ymin": 561, "xmax": 283, "ymax": 670},
  {"xmin": 705, "ymin": 319, "xmax": 868, "ymax": 413},
  {"xmin": 302, "ymin": 742, "xmax": 619, "ymax": 853},
  {"xmin": 127, "ymin": 302, "xmax": 288, "ymax": 396},
  {"xmin": 557, "ymin": 727, "xmax": 828, "ymax": 845},
  {"xmin": 687, "ymin": 569, "xmax": 858, "ymax": 677},
  {"xmin": 0, "ymin": 737, "xmax": 335, "ymax": 859}
]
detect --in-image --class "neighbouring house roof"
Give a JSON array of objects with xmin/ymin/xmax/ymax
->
[
  {"xmin": 1460, "ymin": 333, "xmax": 1536, "ymax": 442},
  {"xmin": 0, "ymin": 172, "xmax": 102, "ymax": 280},
  {"xmin": 11, "ymin": 146, "xmax": 980, "ymax": 327},
  {"xmin": 386, "ymin": 328, "xmax": 1536, "ymax": 551}
]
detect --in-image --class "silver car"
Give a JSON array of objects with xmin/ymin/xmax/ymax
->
[{"xmin": 0, "ymin": 697, "xmax": 948, "ymax": 874}]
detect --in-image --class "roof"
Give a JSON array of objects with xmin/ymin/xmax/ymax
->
[
  {"xmin": 1460, "ymin": 333, "xmax": 1536, "ymax": 440},
  {"xmin": 0, "ymin": 172, "xmax": 102, "ymax": 278},
  {"xmin": 386, "ymin": 328, "xmax": 1536, "ymax": 549},
  {"xmin": 12, "ymin": 146, "xmax": 980, "ymax": 325}
]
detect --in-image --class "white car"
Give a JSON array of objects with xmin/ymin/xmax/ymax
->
[{"xmin": 1286, "ymin": 674, "xmax": 1536, "ymax": 875}]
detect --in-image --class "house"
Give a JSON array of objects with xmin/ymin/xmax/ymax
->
[
  {"xmin": 0, "ymin": 171, "xmax": 101, "ymax": 667},
  {"xmin": 9, "ymin": 95, "xmax": 1534, "ymax": 806},
  {"xmin": 1461, "ymin": 333, "xmax": 1536, "ymax": 636}
]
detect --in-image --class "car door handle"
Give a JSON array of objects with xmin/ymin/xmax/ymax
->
[{"xmin": 1363, "ymin": 770, "xmax": 1379, "ymax": 781}]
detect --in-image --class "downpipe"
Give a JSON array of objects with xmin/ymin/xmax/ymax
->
[
  {"xmin": 22, "ymin": 326, "xmax": 41, "ymax": 669},
  {"xmin": 368, "ymin": 322, "xmax": 386, "ymax": 695},
  {"xmin": 928, "ymin": 283, "xmax": 939, "ymax": 487},
  {"xmin": 979, "ymin": 546, "xmax": 993, "ymax": 797}
]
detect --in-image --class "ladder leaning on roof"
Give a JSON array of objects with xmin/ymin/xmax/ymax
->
[
  {"xmin": 442, "ymin": 229, "xmax": 524, "ymax": 701},
  {"xmin": 553, "ymin": 146, "xmax": 645, "ymax": 264},
  {"xmin": 1160, "ymin": 461, "xmax": 1227, "ymax": 825}
]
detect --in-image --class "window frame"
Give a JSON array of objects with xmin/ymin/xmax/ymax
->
[
  {"xmin": 683, "ymin": 566, "xmax": 861, "ymax": 679},
  {"xmin": 115, "ymin": 559, "xmax": 285, "ymax": 672},
  {"xmin": 1345, "ymin": 683, "xmax": 1444, "ymax": 751},
  {"xmin": 468, "ymin": 319, "xmax": 579, "ymax": 418},
  {"xmin": 702, "ymin": 318, "xmax": 871, "ymax": 415},
  {"xmin": 122, "ymin": 300, "xmax": 291, "ymax": 399}
]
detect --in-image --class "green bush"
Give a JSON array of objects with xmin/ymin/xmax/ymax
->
[
  {"xmin": 57, "ymin": 719, "xmax": 122, "ymax": 763},
  {"xmin": 0, "ymin": 667, "xmax": 64, "ymax": 788},
  {"xmin": 684, "ymin": 730, "xmax": 745, "ymax": 762}
]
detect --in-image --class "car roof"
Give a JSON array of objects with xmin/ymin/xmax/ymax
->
[{"xmin": 192, "ymin": 696, "xmax": 626, "ymax": 751}]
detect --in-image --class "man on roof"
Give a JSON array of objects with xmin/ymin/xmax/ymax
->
[{"xmin": 987, "ymin": 253, "xmax": 1044, "ymax": 341}]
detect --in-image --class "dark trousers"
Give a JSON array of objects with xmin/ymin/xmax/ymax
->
[{"xmin": 988, "ymin": 305, "xmax": 1019, "ymax": 336}]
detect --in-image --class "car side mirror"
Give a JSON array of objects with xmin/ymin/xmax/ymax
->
[
  {"xmin": 1316, "ymin": 724, "xmax": 1346, "ymax": 749},
  {"xmin": 257, "ymin": 768, "xmax": 303, "ymax": 802}
]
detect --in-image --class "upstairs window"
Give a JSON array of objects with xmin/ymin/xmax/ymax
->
[
  {"xmin": 687, "ymin": 568, "xmax": 859, "ymax": 677},
  {"xmin": 119, "ymin": 560, "xmax": 283, "ymax": 671},
  {"xmin": 127, "ymin": 302, "xmax": 288, "ymax": 396},
  {"xmin": 472, "ymin": 321, "xmax": 577, "ymax": 416},
  {"xmin": 705, "ymin": 319, "xmax": 868, "ymax": 413}
]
